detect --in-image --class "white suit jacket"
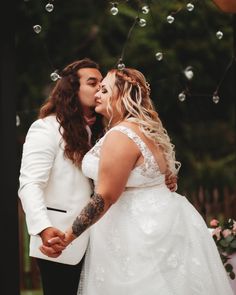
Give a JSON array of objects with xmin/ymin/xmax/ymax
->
[{"xmin": 18, "ymin": 115, "xmax": 92, "ymax": 265}]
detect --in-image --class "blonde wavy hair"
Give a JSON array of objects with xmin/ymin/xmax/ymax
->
[{"xmin": 106, "ymin": 68, "xmax": 181, "ymax": 175}]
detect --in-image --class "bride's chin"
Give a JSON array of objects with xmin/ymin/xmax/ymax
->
[{"xmin": 95, "ymin": 106, "xmax": 102, "ymax": 114}]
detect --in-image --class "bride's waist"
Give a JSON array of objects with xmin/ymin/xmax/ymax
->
[{"xmin": 124, "ymin": 182, "xmax": 168, "ymax": 193}]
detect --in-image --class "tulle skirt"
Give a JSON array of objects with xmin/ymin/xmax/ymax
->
[{"xmin": 78, "ymin": 184, "xmax": 233, "ymax": 295}]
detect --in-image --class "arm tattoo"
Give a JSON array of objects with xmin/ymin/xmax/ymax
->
[{"xmin": 72, "ymin": 192, "xmax": 106, "ymax": 237}]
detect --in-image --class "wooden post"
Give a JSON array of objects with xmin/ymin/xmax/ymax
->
[{"xmin": 0, "ymin": 8, "xmax": 20, "ymax": 294}]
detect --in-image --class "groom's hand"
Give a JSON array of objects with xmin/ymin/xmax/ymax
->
[
  {"xmin": 40, "ymin": 227, "xmax": 77, "ymax": 258},
  {"xmin": 39, "ymin": 227, "xmax": 66, "ymax": 257},
  {"xmin": 165, "ymin": 173, "xmax": 178, "ymax": 192}
]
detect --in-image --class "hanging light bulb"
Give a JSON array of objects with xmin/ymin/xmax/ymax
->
[
  {"xmin": 50, "ymin": 71, "xmax": 61, "ymax": 81},
  {"xmin": 138, "ymin": 18, "xmax": 147, "ymax": 27},
  {"xmin": 184, "ymin": 66, "xmax": 194, "ymax": 80},
  {"xmin": 117, "ymin": 62, "xmax": 125, "ymax": 70},
  {"xmin": 110, "ymin": 3, "xmax": 119, "ymax": 15},
  {"xmin": 16, "ymin": 115, "xmax": 20, "ymax": 127},
  {"xmin": 142, "ymin": 5, "xmax": 150, "ymax": 14},
  {"xmin": 186, "ymin": 3, "xmax": 194, "ymax": 11},
  {"xmin": 33, "ymin": 25, "xmax": 42, "ymax": 34},
  {"xmin": 155, "ymin": 52, "xmax": 163, "ymax": 61},
  {"xmin": 167, "ymin": 15, "xmax": 175, "ymax": 24},
  {"xmin": 212, "ymin": 92, "xmax": 220, "ymax": 104},
  {"xmin": 45, "ymin": 3, "xmax": 54, "ymax": 12},
  {"xmin": 178, "ymin": 92, "xmax": 186, "ymax": 102},
  {"xmin": 216, "ymin": 31, "xmax": 223, "ymax": 40}
]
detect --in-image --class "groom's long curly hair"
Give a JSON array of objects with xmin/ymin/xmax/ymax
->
[{"xmin": 38, "ymin": 58, "xmax": 104, "ymax": 166}]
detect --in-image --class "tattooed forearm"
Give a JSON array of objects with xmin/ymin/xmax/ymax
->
[{"xmin": 72, "ymin": 192, "xmax": 107, "ymax": 237}]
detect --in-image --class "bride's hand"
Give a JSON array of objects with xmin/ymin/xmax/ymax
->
[
  {"xmin": 63, "ymin": 228, "xmax": 77, "ymax": 245},
  {"xmin": 47, "ymin": 228, "xmax": 76, "ymax": 246},
  {"xmin": 40, "ymin": 227, "xmax": 77, "ymax": 258}
]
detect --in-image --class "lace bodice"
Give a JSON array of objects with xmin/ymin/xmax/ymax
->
[{"xmin": 82, "ymin": 125, "xmax": 165, "ymax": 188}]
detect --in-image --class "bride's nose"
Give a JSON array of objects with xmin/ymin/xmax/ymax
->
[{"xmin": 95, "ymin": 88, "xmax": 101, "ymax": 98}]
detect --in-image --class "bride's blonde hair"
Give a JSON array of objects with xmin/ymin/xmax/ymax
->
[{"xmin": 106, "ymin": 68, "xmax": 181, "ymax": 175}]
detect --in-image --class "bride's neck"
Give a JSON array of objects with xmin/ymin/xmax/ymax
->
[{"xmin": 108, "ymin": 116, "xmax": 136, "ymax": 128}]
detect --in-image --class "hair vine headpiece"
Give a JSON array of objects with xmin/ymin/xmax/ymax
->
[{"xmin": 145, "ymin": 81, "xmax": 151, "ymax": 95}]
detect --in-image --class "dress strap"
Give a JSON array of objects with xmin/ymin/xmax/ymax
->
[{"xmin": 107, "ymin": 125, "xmax": 151, "ymax": 159}]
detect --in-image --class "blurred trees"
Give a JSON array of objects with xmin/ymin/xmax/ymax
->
[{"xmin": 17, "ymin": 0, "xmax": 235, "ymax": 194}]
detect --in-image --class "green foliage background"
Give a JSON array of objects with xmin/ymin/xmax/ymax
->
[{"xmin": 17, "ymin": 0, "xmax": 235, "ymax": 195}]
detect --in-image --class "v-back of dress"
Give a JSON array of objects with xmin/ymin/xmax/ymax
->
[{"xmin": 78, "ymin": 125, "xmax": 233, "ymax": 295}]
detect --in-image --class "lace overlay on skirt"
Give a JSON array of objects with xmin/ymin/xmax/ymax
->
[{"xmin": 78, "ymin": 126, "xmax": 233, "ymax": 295}]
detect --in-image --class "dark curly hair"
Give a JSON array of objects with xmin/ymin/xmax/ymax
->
[{"xmin": 38, "ymin": 58, "xmax": 104, "ymax": 166}]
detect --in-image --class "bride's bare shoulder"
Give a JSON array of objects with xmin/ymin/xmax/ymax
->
[{"xmin": 116, "ymin": 121, "xmax": 141, "ymax": 133}]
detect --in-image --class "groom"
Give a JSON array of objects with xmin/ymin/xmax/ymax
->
[{"xmin": 18, "ymin": 57, "xmax": 178, "ymax": 295}]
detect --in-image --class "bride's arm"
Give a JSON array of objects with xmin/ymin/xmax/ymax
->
[{"xmin": 49, "ymin": 131, "xmax": 140, "ymax": 247}]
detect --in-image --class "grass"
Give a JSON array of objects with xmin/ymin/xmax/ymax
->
[{"xmin": 21, "ymin": 290, "xmax": 42, "ymax": 295}]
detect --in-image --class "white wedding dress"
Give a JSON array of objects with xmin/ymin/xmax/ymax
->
[{"xmin": 78, "ymin": 125, "xmax": 233, "ymax": 295}]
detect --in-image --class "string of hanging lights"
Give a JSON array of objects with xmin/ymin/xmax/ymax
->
[
  {"xmin": 17, "ymin": 0, "xmax": 235, "ymax": 126},
  {"xmin": 109, "ymin": 0, "xmax": 234, "ymax": 105}
]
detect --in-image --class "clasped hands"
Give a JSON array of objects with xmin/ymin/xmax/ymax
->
[
  {"xmin": 39, "ymin": 227, "xmax": 76, "ymax": 258},
  {"xmin": 39, "ymin": 175, "xmax": 177, "ymax": 258}
]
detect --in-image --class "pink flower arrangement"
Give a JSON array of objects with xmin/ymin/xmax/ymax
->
[{"xmin": 210, "ymin": 218, "xmax": 236, "ymax": 280}]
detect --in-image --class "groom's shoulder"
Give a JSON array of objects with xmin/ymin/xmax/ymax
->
[{"xmin": 27, "ymin": 115, "xmax": 60, "ymax": 138}]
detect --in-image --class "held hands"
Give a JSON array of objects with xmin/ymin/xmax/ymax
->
[
  {"xmin": 39, "ymin": 174, "xmax": 178, "ymax": 258},
  {"xmin": 39, "ymin": 227, "xmax": 76, "ymax": 258},
  {"xmin": 165, "ymin": 172, "xmax": 178, "ymax": 192}
]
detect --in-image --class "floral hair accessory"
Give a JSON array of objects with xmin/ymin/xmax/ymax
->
[{"xmin": 145, "ymin": 81, "xmax": 151, "ymax": 95}]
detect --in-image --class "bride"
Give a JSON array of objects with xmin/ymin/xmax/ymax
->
[{"xmin": 44, "ymin": 67, "xmax": 233, "ymax": 294}]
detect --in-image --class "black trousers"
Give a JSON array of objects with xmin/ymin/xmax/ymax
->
[{"xmin": 36, "ymin": 257, "xmax": 84, "ymax": 295}]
